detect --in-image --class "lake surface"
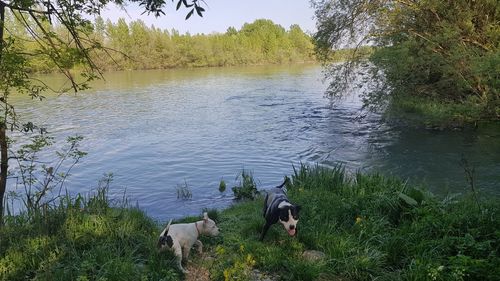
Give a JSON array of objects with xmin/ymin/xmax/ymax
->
[{"xmin": 8, "ymin": 65, "xmax": 500, "ymax": 220}]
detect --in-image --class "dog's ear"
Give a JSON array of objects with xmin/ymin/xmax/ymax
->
[
  {"xmin": 203, "ymin": 212, "xmax": 208, "ymax": 222},
  {"xmin": 295, "ymin": 205, "xmax": 301, "ymax": 213}
]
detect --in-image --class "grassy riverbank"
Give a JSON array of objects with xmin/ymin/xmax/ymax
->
[
  {"xmin": 0, "ymin": 187, "xmax": 182, "ymax": 281},
  {"xmin": 385, "ymin": 95, "xmax": 494, "ymax": 129},
  {"xmin": 1, "ymin": 165, "xmax": 499, "ymax": 280}
]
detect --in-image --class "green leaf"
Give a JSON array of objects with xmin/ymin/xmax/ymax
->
[{"xmin": 398, "ymin": 192, "xmax": 418, "ymax": 206}]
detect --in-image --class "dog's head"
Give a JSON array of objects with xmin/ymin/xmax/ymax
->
[
  {"xmin": 278, "ymin": 204, "xmax": 301, "ymax": 236},
  {"xmin": 200, "ymin": 212, "xmax": 220, "ymax": 236}
]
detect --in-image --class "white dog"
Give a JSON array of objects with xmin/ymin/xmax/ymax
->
[{"xmin": 157, "ymin": 212, "xmax": 220, "ymax": 273}]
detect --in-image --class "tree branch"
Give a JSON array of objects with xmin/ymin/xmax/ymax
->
[{"xmin": 1, "ymin": 1, "xmax": 52, "ymax": 15}]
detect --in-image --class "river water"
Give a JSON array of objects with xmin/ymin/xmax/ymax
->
[{"xmin": 8, "ymin": 65, "xmax": 500, "ymax": 219}]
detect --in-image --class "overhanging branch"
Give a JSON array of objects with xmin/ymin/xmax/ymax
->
[{"xmin": 1, "ymin": 1, "xmax": 52, "ymax": 15}]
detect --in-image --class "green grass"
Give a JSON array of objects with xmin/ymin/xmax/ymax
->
[
  {"xmin": 387, "ymin": 95, "xmax": 486, "ymax": 128},
  {"xmin": 0, "ymin": 191, "xmax": 181, "ymax": 281},
  {"xmin": 207, "ymin": 165, "xmax": 500, "ymax": 280},
  {"xmin": 1, "ymin": 165, "xmax": 499, "ymax": 280}
]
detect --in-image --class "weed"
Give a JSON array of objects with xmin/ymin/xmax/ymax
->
[
  {"xmin": 176, "ymin": 180, "xmax": 192, "ymax": 200},
  {"xmin": 219, "ymin": 178, "xmax": 227, "ymax": 193},
  {"xmin": 232, "ymin": 170, "xmax": 259, "ymax": 200},
  {"xmin": 7, "ymin": 134, "xmax": 86, "ymax": 219}
]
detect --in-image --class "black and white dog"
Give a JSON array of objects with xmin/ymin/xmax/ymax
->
[
  {"xmin": 260, "ymin": 179, "xmax": 301, "ymax": 241},
  {"xmin": 157, "ymin": 212, "xmax": 220, "ymax": 273}
]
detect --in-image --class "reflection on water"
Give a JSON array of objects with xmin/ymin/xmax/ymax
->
[{"xmin": 8, "ymin": 64, "xmax": 500, "ymax": 220}]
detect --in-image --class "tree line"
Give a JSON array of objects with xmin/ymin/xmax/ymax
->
[{"xmin": 6, "ymin": 15, "xmax": 315, "ymax": 72}]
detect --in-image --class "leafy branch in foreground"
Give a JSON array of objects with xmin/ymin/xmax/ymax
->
[{"xmin": 7, "ymin": 134, "xmax": 86, "ymax": 217}]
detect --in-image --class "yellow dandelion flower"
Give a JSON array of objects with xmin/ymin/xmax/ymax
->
[
  {"xmin": 216, "ymin": 245, "xmax": 225, "ymax": 255},
  {"xmin": 246, "ymin": 254, "xmax": 256, "ymax": 266},
  {"xmin": 223, "ymin": 269, "xmax": 231, "ymax": 281}
]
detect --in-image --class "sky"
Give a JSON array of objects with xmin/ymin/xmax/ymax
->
[{"xmin": 98, "ymin": 0, "xmax": 317, "ymax": 34}]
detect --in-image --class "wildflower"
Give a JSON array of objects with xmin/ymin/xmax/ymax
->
[
  {"xmin": 355, "ymin": 217, "xmax": 362, "ymax": 224},
  {"xmin": 240, "ymin": 244, "xmax": 245, "ymax": 252},
  {"xmin": 223, "ymin": 268, "xmax": 231, "ymax": 281},
  {"xmin": 216, "ymin": 245, "xmax": 225, "ymax": 256},
  {"xmin": 246, "ymin": 254, "xmax": 256, "ymax": 266}
]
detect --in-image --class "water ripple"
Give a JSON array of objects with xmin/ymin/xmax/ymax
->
[{"xmin": 8, "ymin": 65, "xmax": 500, "ymax": 219}]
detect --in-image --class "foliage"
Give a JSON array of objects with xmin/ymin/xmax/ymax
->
[
  {"xmin": 1, "ymin": 165, "xmax": 499, "ymax": 280},
  {"xmin": 231, "ymin": 170, "xmax": 259, "ymax": 200},
  {"xmin": 6, "ymin": 16, "xmax": 315, "ymax": 71},
  {"xmin": 386, "ymin": 94, "xmax": 486, "ymax": 128},
  {"xmin": 7, "ymin": 134, "xmax": 86, "ymax": 217},
  {"xmin": 208, "ymin": 164, "xmax": 500, "ymax": 280},
  {"xmin": 0, "ymin": 178, "xmax": 180, "ymax": 281},
  {"xmin": 313, "ymin": 0, "xmax": 500, "ymax": 124},
  {"xmin": 220, "ymin": 247, "xmax": 256, "ymax": 281},
  {"xmin": 219, "ymin": 178, "xmax": 226, "ymax": 193}
]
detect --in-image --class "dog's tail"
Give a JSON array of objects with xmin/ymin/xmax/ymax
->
[
  {"xmin": 276, "ymin": 176, "xmax": 291, "ymax": 189},
  {"xmin": 157, "ymin": 219, "xmax": 173, "ymax": 249}
]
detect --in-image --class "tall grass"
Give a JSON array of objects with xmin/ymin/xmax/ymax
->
[
  {"xmin": 0, "ymin": 183, "xmax": 180, "ymax": 281},
  {"xmin": 208, "ymin": 164, "xmax": 500, "ymax": 280},
  {"xmin": 1, "ymin": 164, "xmax": 498, "ymax": 280},
  {"xmin": 386, "ymin": 94, "xmax": 485, "ymax": 128}
]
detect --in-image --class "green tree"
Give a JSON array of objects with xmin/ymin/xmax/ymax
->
[
  {"xmin": 313, "ymin": 0, "xmax": 499, "ymax": 122},
  {"xmin": 108, "ymin": 18, "xmax": 133, "ymax": 68},
  {"xmin": 288, "ymin": 24, "xmax": 314, "ymax": 61}
]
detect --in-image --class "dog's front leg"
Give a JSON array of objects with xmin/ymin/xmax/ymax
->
[
  {"xmin": 195, "ymin": 240, "xmax": 203, "ymax": 254},
  {"xmin": 260, "ymin": 222, "xmax": 272, "ymax": 241}
]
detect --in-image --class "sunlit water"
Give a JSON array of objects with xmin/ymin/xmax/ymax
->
[{"xmin": 8, "ymin": 65, "xmax": 500, "ymax": 220}]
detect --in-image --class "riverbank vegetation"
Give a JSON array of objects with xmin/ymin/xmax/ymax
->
[
  {"xmin": 1, "ymin": 165, "xmax": 499, "ymax": 280},
  {"xmin": 313, "ymin": 0, "xmax": 499, "ymax": 125},
  {"xmin": 5, "ymin": 14, "xmax": 315, "ymax": 72},
  {"xmin": 0, "ymin": 177, "xmax": 181, "ymax": 281}
]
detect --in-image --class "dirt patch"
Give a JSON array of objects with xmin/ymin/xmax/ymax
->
[
  {"xmin": 185, "ymin": 262, "xmax": 210, "ymax": 281},
  {"xmin": 302, "ymin": 250, "xmax": 326, "ymax": 262},
  {"xmin": 250, "ymin": 269, "xmax": 279, "ymax": 281}
]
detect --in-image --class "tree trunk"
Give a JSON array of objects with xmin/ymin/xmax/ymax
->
[
  {"xmin": 0, "ymin": 1, "xmax": 7, "ymax": 226},
  {"xmin": 0, "ymin": 126, "xmax": 7, "ymax": 225}
]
